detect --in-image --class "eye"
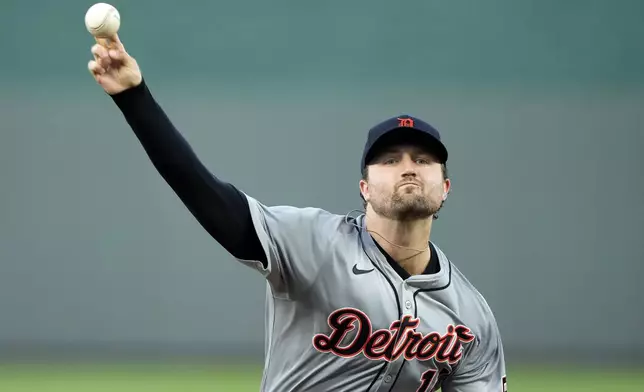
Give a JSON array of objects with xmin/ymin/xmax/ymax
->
[
  {"xmin": 383, "ymin": 157, "xmax": 398, "ymax": 165},
  {"xmin": 415, "ymin": 158, "xmax": 430, "ymax": 165}
]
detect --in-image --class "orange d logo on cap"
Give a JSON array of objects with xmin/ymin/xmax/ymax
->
[{"xmin": 397, "ymin": 117, "xmax": 414, "ymax": 128}]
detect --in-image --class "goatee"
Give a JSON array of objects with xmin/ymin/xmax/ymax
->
[{"xmin": 371, "ymin": 194, "xmax": 438, "ymax": 221}]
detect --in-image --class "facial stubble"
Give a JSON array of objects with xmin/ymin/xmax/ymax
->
[{"xmin": 370, "ymin": 183, "xmax": 443, "ymax": 221}]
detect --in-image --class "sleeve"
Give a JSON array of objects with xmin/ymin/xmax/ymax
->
[
  {"xmin": 109, "ymin": 80, "xmax": 266, "ymax": 263},
  {"xmin": 441, "ymin": 314, "xmax": 507, "ymax": 392},
  {"xmin": 234, "ymin": 194, "xmax": 337, "ymax": 298}
]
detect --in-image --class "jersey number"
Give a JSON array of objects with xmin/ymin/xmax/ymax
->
[{"xmin": 417, "ymin": 368, "xmax": 450, "ymax": 392}]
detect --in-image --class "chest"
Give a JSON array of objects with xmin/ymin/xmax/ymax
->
[{"xmin": 308, "ymin": 249, "xmax": 476, "ymax": 371}]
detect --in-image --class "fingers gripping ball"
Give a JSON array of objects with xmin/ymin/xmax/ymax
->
[{"xmin": 85, "ymin": 3, "xmax": 120, "ymax": 38}]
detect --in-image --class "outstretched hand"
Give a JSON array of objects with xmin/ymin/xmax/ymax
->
[{"xmin": 88, "ymin": 34, "xmax": 142, "ymax": 95}]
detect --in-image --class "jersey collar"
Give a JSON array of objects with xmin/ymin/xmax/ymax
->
[{"xmin": 357, "ymin": 215, "xmax": 451, "ymax": 289}]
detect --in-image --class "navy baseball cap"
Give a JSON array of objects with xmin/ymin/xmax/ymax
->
[{"xmin": 360, "ymin": 114, "xmax": 448, "ymax": 171}]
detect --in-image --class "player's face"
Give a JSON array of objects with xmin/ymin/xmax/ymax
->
[{"xmin": 361, "ymin": 144, "xmax": 450, "ymax": 221}]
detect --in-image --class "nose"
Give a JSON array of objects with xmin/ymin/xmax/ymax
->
[{"xmin": 400, "ymin": 155, "xmax": 418, "ymax": 177}]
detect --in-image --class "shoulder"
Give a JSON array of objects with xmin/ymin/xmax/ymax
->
[
  {"xmin": 434, "ymin": 245, "xmax": 501, "ymax": 339},
  {"xmin": 243, "ymin": 193, "xmax": 354, "ymax": 239}
]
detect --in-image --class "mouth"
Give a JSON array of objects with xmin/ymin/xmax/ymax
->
[{"xmin": 398, "ymin": 182, "xmax": 421, "ymax": 189}]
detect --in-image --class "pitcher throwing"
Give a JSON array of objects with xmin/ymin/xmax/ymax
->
[{"xmin": 88, "ymin": 33, "xmax": 507, "ymax": 392}]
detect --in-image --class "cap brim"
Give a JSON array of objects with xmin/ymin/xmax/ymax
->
[{"xmin": 365, "ymin": 127, "xmax": 448, "ymax": 165}]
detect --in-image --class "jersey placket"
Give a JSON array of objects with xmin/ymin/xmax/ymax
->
[{"xmin": 372, "ymin": 281, "xmax": 415, "ymax": 392}]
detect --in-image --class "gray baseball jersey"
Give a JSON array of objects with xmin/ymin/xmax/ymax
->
[{"xmin": 235, "ymin": 194, "xmax": 507, "ymax": 392}]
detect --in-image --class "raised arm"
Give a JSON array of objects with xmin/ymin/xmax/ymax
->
[{"xmin": 87, "ymin": 34, "xmax": 266, "ymax": 265}]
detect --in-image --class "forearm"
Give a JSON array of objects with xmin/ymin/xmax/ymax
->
[{"xmin": 109, "ymin": 81, "xmax": 266, "ymax": 263}]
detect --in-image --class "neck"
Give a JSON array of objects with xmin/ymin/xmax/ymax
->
[{"xmin": 364, "ymin": 208, "xmax": 433, "ymax": 276}]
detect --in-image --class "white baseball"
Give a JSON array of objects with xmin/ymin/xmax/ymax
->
[{"xmin": 85, "ymin": 3, "xmax": 120, "ymax": 38}]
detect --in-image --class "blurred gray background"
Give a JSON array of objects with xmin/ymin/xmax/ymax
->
[{"xmin": 1, "ymin": 0, "xmax": 643, "ymax": 368}]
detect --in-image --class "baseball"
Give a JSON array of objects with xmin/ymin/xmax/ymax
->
[{"xmin": 84, "ymin": 3, "xmax": 120, "ymax": 38}]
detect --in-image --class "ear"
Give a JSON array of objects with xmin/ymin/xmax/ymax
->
[
  {"xmin": 443, "ymin": 178, "xmax": 451, "ymax": 200},
  {"xmin": 359, "ymin": 179, "xmax": 369, "ymax": 202}
]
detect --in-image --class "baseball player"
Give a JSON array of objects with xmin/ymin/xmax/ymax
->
[{"xmin": 88, "ymin": 34, "xmax": 507, "ymax": 392}]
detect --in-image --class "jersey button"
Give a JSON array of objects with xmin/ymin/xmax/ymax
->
[
  {"xmin": 405, "ymin": 300, "xmax": 412, "ymax": 309},
  {"xmin": 384, "ymin": 375, "xmax": 392, "ymax": 383}
]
